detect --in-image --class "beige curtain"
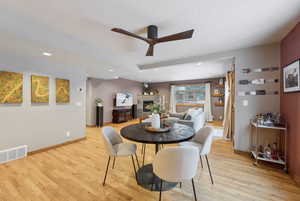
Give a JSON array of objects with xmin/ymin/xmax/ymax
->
[
  {"xmin": 204, "ymin": 83, "xmax": 213, "ymax": 122},
  {"xmin": 223, "ymin": 71, "xmax": 235, "ymax": 141},
  {"xmin": 169, "ymin": 85, "xmax": 176, "ymax": 113}
]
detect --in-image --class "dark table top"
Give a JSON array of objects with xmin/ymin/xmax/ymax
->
[{"xmin": 120, "ymin": 123, "xmax": 195, "ymax": 144}]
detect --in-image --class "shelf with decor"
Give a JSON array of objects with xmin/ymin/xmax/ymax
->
[
  {"xmin": 213, "ymin": 84, "xmax": 225, "ymax": 88},
  {"xmin": 215, "ymin": 103, "xmax": 224, "ymax": 107},
  {"xmin": 212, "ymin": 93, "xmax": 224, "ymax": 97}
]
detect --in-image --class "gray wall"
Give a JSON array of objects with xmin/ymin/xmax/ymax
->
[
  {"xmin": 0, "ymin": 54, "xmax": 86, "ymax": 152},
  {"xmin": 86, "ymin": 78, "xmax": 143, "ymax": 125},
  {"xmin": 234, "ymin": 44, "xmax": 280, "ymax": 151}
]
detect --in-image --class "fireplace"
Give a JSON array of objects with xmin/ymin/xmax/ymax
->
[
  {"xmin": 137, "ymin": 95, "xmax": 164, "ymax": 118},
  {"xmin": 143, "ymin": 100, "xmax": 154, "ymax": 112}
]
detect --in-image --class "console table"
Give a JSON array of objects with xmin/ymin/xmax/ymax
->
[
  {"xmin": 112, "ymin": 108, "xmax": 132, "ymax": 123},
  {"xmin": 250, "ymin": 120, "xmax": 288, "ymax": 172}
]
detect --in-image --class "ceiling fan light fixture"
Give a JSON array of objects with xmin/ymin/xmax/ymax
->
[{"xmin": 111, "ymin": 26, "xmax": 194, "ymax": 56}]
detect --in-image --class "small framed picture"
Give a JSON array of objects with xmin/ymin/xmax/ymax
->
[{"xmin": 283, "ymin": 60, "xmax": 300, "ymax": 93}]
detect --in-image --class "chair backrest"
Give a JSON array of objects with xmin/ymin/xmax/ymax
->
[
  {"xmin": 193, "ymin": 127, "xmax": 214, "ymax": 155},
  {"xmin": 193, "ymin": 111, "xmax": 205, "ymax": 132},
  {"xmin": 153, "ymin": 146, "xmax": 199, "ymax": 182},
  {"xmin": 102, "ymin": 126, "xmax": 123, "ymax": 156}
]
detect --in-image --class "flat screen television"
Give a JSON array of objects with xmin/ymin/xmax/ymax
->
[{"xmin": 116, "ymin": 93, "xmax": 133, "ymax": 107}]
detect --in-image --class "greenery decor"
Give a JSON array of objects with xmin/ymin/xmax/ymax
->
[
  {"xmin": 145, "ymin": 103, "xmax": 164, "ymax": 114},
  {"xmin": 95, "ymin": 98, "xmax": 103, "ymax": 105}
]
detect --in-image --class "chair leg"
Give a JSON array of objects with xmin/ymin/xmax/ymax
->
[
  {"xmin": 131, "ymin": 155, "xmax": 138, "ymax": 181},
  {"xmin": 159, "ymin": 179, "xmax": 163, "ymax": 201},
  {"xmin": 199, "ymin": 155, "xmax": 203, "ymax": 168},
  {"xmin": 112, "ymin": 156, "xmax": 116, "ymax": 169},
  {"xmin": 142, "ymin": 144, "xmax": 146, "ymax": 166},
  {"xmin": 141, "ymin": 144, "xmax": 145, "ymax": 155},
  {"xmin": 179, "ymin": 182, "xmax": 182, "ymax": 188},
  {"xmin": 134, "ymin": 153, "xmax": 140, "ymax": 169},
  {"xmin": 205, "ymin": 155, "xmax": 214, "ymax": 184},
  {"xmin": 191, "ymin": 178, "xmax": 197, "ymax": 201},
  {"xmin": 102, "ymin": 156, "xmax": 111, "ymax": 186}
]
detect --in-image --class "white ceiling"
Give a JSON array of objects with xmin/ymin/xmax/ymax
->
[{"xmin": 0, "ymin": 0, "xmax": 299, "ymax": 82}]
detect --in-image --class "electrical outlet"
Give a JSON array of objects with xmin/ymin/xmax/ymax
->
[{"xmin": 66, "ymin": 131, "xmax": 71, "ymax": 137}]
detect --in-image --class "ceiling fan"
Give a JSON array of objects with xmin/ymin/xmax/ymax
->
[{"xmin": 111, "ymin": 25, "xmax": 194, "ymax": 56}]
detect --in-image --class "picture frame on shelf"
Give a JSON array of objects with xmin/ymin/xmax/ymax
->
[{"xmin": 283, "ymin": 59, "xmax": 300, "ymax": 93}]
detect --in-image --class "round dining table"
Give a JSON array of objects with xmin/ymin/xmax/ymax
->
[{"xmin": 120, "ymin": 122, "xmax": 195, "ymax": 191}]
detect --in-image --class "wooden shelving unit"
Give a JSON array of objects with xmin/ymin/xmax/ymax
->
[
  {"xmin": 212, "ymin": 93, "xmax": 224, "ymax": 97},
  {"xmin": 213, "ymin": 84, "xmax": 225, "ymax": 88},
  {"xmin": 215, "ymin": 103, "xmax": 224, "ymax": 107}
]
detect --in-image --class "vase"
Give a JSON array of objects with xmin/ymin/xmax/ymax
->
[{"xmin": 151, "ymin": 113, "xmax": 160, "ymax": 129}]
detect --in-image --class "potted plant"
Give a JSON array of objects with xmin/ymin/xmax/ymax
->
[
  {"xmin": 145, "ymin": 103, "xmax": 162, "ymax": 114},
  {"xmin": 145, "ymin": 104, "xmax": 164, "ymax": 129},
  {"xmin": 95, "ymin": 98, "xmax": 103, "ymax": 107}
]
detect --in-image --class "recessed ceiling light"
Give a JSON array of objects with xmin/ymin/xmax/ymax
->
[
  {"xmin": 197, "ymin": 62, "xmax": 202, "ymax": 66},
  {"xmin": 43, "ymin": 52, "xmax": 52, "ymax": 56},
  {"xmin": 114, "ymin": 76, "xmax": 119, "ymax": 79},
  {"xmin": 108, "ymin": 69, "xmax": 114, "ymax": 72}
]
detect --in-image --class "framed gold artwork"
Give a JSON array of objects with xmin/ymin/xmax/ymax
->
[
  {"xmin": 31, "ymin": 75, "xmax": 49, "ymax": 103},
  {"xmin": 0, "ymin": 71, "xmax": 23, "ymax": 103},
  {"xmin": 56, "ymin": 78, "xmax": 70, "ymax": 103}
]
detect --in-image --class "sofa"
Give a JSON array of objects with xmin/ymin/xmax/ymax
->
[{"xmin": 168, "ymin": 108, "xmax": 205, "ymax": 132}]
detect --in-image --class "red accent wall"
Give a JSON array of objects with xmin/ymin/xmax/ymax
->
[{"xmin": 280, "ymin": 21, "xmax": 300, "ymax": 184}]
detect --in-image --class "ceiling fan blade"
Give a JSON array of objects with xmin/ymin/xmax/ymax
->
[
  {"xmin": 156, "ymin": 29, "xmax": 194, "ymax": 43},
  {"xmin": 111, "ymin": 28, "xmax": 149, "ymax": 43},
  {"xmin": 146, "ymin": 44, "xmax": 154, "ymax": 56}
]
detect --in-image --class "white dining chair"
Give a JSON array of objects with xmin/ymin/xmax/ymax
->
[
  {"xmin": 153, "ymin": 146, "xmax": 199, "ymax": 201},
  {"xmin": 102, "ymin": 126, "xmax": 140, "ymax": 185},
  {"xmin": 179, "ymin": 127, "xmax": 214, "ymax": 184}
]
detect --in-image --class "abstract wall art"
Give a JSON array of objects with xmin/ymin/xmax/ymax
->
[
  {"xmin": 31, "ymin": 75, "xmax": 49, "ymax": 103},
  {"xmin": 0, "ymin": 71, "xmax": 23, "ymax": 103},
  {"xmin": 56, "ymin": 78, "xmax": 70, "ymax": 103}
]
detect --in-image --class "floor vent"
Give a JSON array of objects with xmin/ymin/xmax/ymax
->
[{"xmin": 0, "ymin": 145, "xmax": 28, "ymax": 164}]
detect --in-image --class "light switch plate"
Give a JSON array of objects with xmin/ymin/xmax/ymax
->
[{"xmin": 243, "ymin": 100, "xmax": 248, "ymax": 106}]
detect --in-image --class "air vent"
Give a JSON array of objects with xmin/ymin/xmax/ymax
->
[{"xmin": 0, "ymin": 145, "xmax": 28, "ymax": 164}]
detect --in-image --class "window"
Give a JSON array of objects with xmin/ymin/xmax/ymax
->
[{"xmin": 175, "ymin": 85, "xmax": 205, "ymax": 105}]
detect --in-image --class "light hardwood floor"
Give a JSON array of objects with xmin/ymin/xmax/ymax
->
[{"xmin": 0, "ymin": 119, "xmax": 299, "ymax": 201}]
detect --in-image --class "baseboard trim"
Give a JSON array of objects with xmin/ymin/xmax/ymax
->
[
  {"xmin": 28, "ymin": 137, "xmax": 87, "ymax": 155},
  {"xmin": 234, "ymin": 149, "xmax": 251, "ymax": 156}
]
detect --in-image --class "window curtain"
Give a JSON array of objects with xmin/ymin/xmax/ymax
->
[
  {"xmin": 204, "ymin": 83, "xmax": 213, "ymax": 122},
  {"xmin": 223, "ymin": 71, "xmax": 235, "ymax": 141},
  {"xmin": 169, "ymin": 85, "xmax": 176, "ymax": 113}
]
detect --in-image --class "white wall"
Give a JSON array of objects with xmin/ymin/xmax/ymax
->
[{"xmin": 0, "ymin": 52, "xmax": 86, "ymax": 152}]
